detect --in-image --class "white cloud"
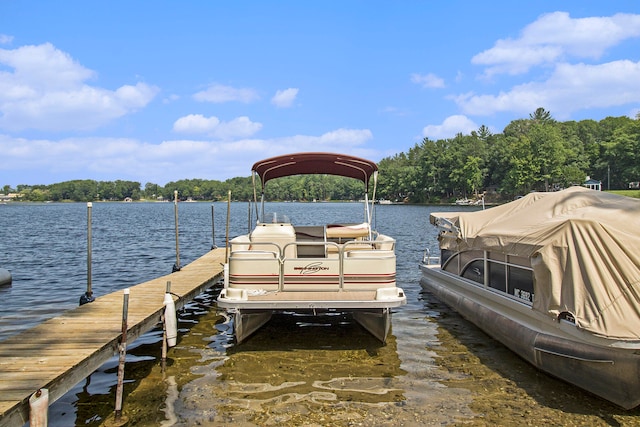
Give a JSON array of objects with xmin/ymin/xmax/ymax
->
[
  {"xmin": 0, "ymin": 134, "xmax": 243, "ymax": 184},
  {"xmin": 473, "ymin": 12, "xmax": 640, "ymax": 77},
  {"xmin": 410, "ymin": 73, "xmax": 445, "ymax": 88},
  {"xmin": 213, "ymin": 117, "xmax": 263, "ymax": 139},
  {"xmin": 193, "ymin": 83, "xmax": 260, "ymax": 103},
  {"xmin": 173, "ymin": 114, "xmax": 262, "ymax": 139},
  {"xmin": 173, "ymin": 114, "xmax": 220, "ymax": 133},
  {"xmin": 473, "ymin": 43, "xmax": 563, "ymax": 76},
  {"xmin": 252, "ymin": 129, "xmax": 376, "ymax": 161},
  {"xmin": 0, "ymin": 42, "xmax": 159, "ymax": 131},
  {"xmin": 263, "ymin": 129, "xmax": 373, "ymax": 151},
  {"xmin": 316, "ymin": 128, "xmax": 372, "ymax": 145},
  {"xmin": 0, "ymin": 43, "xmax": 94, "ymax": 89},
  {"xmin": 0, "ymin": 34, "xmax": 13, "ymax": 44},
  {"xmin": 422, "ymin": 115, "xmax": 478, "ymax": 139},
  {"xmin": 454, "ymin": 59, "xmax": 640, "ymax": 117},
  {"xmin": 0, "ymin": 126, "xmax": 376, "ymax": 185},
  {"xmin": 271, "ymin": 88, "xmax": 299, "ymax": 108}
]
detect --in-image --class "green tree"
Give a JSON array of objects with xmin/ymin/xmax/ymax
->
[
  {"xmin": 530, "ymin": 107, "xmax": 555, "ymax": 124},
  {"xmin": 529, "ymin": 122, "xmax": 568, "ymax": 190},
  {"xmin": 462, "ymin": 156, "xmax": 484, "ymax": 196},
  {"xmin": 143, "ymin": 182, "xmax": 162, "ymax": 199},
  {"xmin": 501, "ymin": 135, "xmax": 536, "ymax": 195}
]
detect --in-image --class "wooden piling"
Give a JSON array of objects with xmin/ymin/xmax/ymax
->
[
  {"xmin": 173, "ymin": 190, "xmax": 181, "ymax": 272},
  {"xmin": 114, "ymin": 289, "xmax": 129, "ymax": 423}
]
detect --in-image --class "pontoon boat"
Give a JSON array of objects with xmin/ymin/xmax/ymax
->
[
  {"xmin": 420, "ymin": 187, "xmax": 640, "ymax": 408},
  {"xmin": 217, "ymin": 152, "xmax": 406, "ymax": 343}
]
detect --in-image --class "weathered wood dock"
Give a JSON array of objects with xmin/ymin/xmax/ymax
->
[{"xmin": 0, "ymin": 248, "xmax": 226, "ymax": 427}]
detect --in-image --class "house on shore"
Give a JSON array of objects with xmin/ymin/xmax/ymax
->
[{"xmin": 584, "ymin": 177, "xmax": 602, "ymax": 191}]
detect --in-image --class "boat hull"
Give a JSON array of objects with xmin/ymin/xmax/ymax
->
[
  {"xmin": 233, "ymin": 310, "xmax": 273, "ymax": 344},
  {"xmin": 352, "ymin": 308, "xmax": 391, "ymax": 342},
  {"xmin": 420, "ymin": 264, "xmax": 640, "ymax": 409}
]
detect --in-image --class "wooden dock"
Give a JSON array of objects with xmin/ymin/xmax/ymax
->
[{"xmin": 0, "ymin": 248, "xmax": 226, "ymax": 427}]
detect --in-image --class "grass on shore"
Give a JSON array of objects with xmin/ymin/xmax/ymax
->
[{"xmin": 607, "ymin": 189, "xmax": 640, "ymax": 199}]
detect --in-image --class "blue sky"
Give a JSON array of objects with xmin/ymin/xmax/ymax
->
[{"xmin": 1, "ymin": 1, "xmax": 639, "ymax": 187}]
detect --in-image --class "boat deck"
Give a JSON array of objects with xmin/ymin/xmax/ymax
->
[
  {"xmin": 217, "ymin": 289, "xmax": 406, "ymax": 310},
  {"xmin": 0, "ymin": 248, "xmax": 226, "ymax": 427},
  {"xmin": 247, "ymin": 290, "xmax": 377, "ymax": 301}
]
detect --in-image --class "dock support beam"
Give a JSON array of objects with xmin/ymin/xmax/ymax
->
[{"xmin": 113, "ymin": 288, "xmax": 130, "ymax": 425}]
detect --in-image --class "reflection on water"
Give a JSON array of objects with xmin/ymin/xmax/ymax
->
[
  {"xmin": 110, "ymin": 287, "xmax": 476, "ymax": 427},
  {"xmin": 160, "ymin": 375, "xmax": 179, "ymax": 427}
]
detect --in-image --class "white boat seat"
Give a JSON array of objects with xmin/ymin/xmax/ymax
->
[
  {"xmin": 325, "ymin": 223, "xmax": 370, "ymax": 239},
  {"xmin": 250, "ymin": 223, "xmax": 297, "ymax": 258},
  {"xmin": 326, "ymin": 243, "xmax": 373, "ymax": 258}
]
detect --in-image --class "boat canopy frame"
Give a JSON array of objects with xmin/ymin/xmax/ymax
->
[{"xmin": 250, "ymin": 152, "xmax": 379, "ymax": 225}]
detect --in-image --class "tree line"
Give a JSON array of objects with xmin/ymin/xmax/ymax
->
[
  {"xmin": 8, "ymin": 175, "xmax": 368, "ymax": 203},
  {"xmin": 378, "ymin": 108, "xmax": 639, "ymax": 203},
  {"xmin": 5, "ymin": 109, "xmax": 639, "ymax": 203}
]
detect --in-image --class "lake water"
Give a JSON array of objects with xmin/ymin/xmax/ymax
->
[{"xmin": 1, "ymin": 202, "xmax": 638, "ymax": 426}]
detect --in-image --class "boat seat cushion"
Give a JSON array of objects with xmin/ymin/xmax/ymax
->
[{"xmin": 325, "ymin": 223, "xmax": 370, "ymax": 238}]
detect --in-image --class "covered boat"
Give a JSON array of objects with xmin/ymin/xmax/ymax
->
[
  {"xmin": 217, "ymin": 152, "xmax": 406, "ymax": 343},
  {"xmin": 420, "ymin": 187, "xmax": 640, "ymax": 408}
]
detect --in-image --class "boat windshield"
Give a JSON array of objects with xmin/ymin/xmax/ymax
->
[{"xmin": 261, "ymin": 212, "xmax": 291, "ymax": 224}]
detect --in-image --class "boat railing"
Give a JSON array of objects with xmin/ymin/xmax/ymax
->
[
  {"xmin": 422, "ymin": 248, "xmax": 439, "ymax": 265},
  {"xmin": 433, "ymin": 216, "xmax": 460, "ymax": 235},
  {"xmin": 234, "ymin": 241, "xmax": 284, "ymax": 258},
  {"xmin": 231, "ymin": 235, "xmax": 395, "ymax": 260},
  {"xmin": 228, "ymin": 238, "xmax": 396, "ymax": 292}
]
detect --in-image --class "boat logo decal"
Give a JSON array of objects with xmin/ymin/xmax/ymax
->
[{"xmin": 294, "ymin": 262, "xmax": 330, "ymax": 275}]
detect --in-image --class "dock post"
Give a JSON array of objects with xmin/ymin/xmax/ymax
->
[
  {"xmin": 114, "ymin": 288, "xmax": 130, "ymax": 425},
  {"xmin": 211, "ymin": 204, "xmax": 217, "ymax": 249},
  {"xmin": 225, "ymin": 190, "xmax": 231, "ymax": 264},
  {"xmin": 80, "ymin": 202, "xmax": 95, "ymax": 305},
  {"xmin": 172, "ymin": 190, "xmax": 181, "ymax": 272},
  {"xmin": 247, "ymin": 200, "xmax": 251, "ymax": 233}
]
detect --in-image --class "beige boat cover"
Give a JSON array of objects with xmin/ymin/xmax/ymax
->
[{"xmin": 432, "ymin": 187, "xmax": 640, "ymax": 340}]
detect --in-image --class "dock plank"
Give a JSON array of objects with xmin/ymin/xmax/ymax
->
[{"xmin": 0, "ymin": 248, "xmax": 225, "ymax": 427}]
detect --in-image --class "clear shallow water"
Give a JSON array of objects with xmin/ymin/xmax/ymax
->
[{"xmin": 1, "ymin": 202, "xmax": 638, "ymax": 426}]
